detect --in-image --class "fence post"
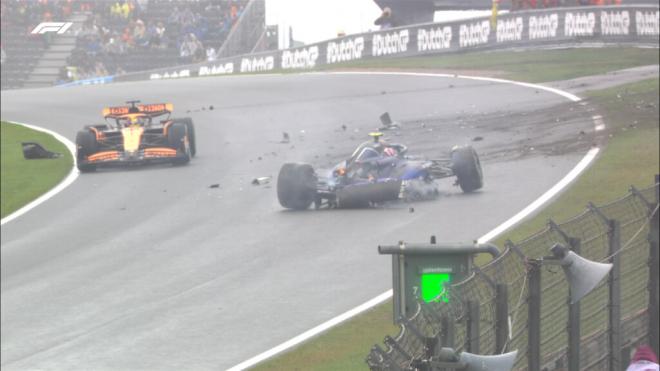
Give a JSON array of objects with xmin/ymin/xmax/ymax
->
[
  {"xmin": 649, "ymin": 174, "xmax": 660, "ymax": 356},
  {"xmin": 608, "ymin": 219, "xmax": 622, "ymax": 371},
  {"xmin": 621, "ymin": 345, "xmax": 632, "ymax": 367},
  {"xmin": 495, "ymin": 283, "xmax": 509, "ymax": 354},
  {"xmin": 466, "ymin": 300, "xmax": 480, "ymax": 354},
  {"xmin": 549, "ymin": 220, "xmax": 582, "ymax": 371},
  {"xmin": 441, "ymin": 315, "xmax": 455, "ymax": 349},
  {"xmin": 567, "ymin": 237, "xmax": 581, "ymax": 371},
  {"xmin": 527, "ymin": 259, "xmax": 542, "ymax": 371}
]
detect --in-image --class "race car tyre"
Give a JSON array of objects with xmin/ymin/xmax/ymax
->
[
  {"xmin": 451, "ymin": 146, "xmax": 483, "ymax": 193},
  {"xmin": 167, "ymin": 122, "xmax": 190, "ymax": 165},
  {"xmin": 172, "ymin": 118, "xmax": 196, "ymax": 157},
  {"xmin": 277, "ymin": 163, "xmax": 318, "ymax": 210},
  {"xmin": 76, "ymin": 130, "xmax": 98, "ymax": 172}
]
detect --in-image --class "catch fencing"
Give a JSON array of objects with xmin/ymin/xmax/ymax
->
[{"xmin": 366, "ymin": 177, "xmax": 659, "ymax": 370}]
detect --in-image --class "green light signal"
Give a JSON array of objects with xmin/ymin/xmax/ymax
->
[{"xmin": 421, "ymin": 273, "xmax": 452, "ymax": 303}]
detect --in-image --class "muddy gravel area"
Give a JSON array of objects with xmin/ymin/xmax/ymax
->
[
  {"xmin": 306, "ymin": 99, "xmax": 596, "ymax": 173},
  {"xmin": 307, "ymin": 64, "xmax": 657, "ymax": 171}
]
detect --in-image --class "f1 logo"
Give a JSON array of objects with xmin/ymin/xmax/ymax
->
[{"xmin": 31, "ymin": 22, "xmax": 73, "ymax": 34}]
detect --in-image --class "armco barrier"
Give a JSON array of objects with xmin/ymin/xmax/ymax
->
[{"xmin": 106, "ymin": 5, "xmax": 658, "ymax": 84}]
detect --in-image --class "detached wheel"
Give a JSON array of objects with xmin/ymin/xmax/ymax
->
[
  {"xmin": 451, "ymin": 146, "xmax": 483, "ymax": 193},
  {"xmin": 172, "ymin": 118, "xmax": 196, "ymax": 157},
  {"xmin": 277, "ymin": 163, "xmax": 318, "ymax": 210},
  {"xmin": 76, "ymin": 130, "xmax": 97, "ymax": 172},
  {"xmin": 168, "ymin": 122, "xmax": 190, "ymax": 165}
]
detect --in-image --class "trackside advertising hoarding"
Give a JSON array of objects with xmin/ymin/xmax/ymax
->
[{"xmin": 104, "ymin": 5, "xmax": 658, "ymax": 84}]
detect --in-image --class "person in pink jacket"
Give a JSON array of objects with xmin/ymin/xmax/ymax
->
[{"xmin": 626, "ymin": 345, "xmax": 659, "ymax": 371}]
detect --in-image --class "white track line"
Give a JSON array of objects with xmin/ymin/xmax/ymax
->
[
  {"xmin": 227, "ymin": 290, "xmax": 394, "ymax": 371},
  {"xmin": 477, "ymin": 147, "xmax": 599, "ymax": 243},
  {"xmin": 0, "ymin": 121, "xmax": 78, "ymax": 226},
  {"xmin": 228, "ymin": 71, "xmax": 598, "ymax": 370}
]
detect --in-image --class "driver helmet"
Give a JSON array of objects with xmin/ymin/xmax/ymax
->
[
  {"xmin": 129, "ymin": 116, "xmax": 147, "ymax": 126},
  {"xmin": 383, "ymin": 147, "xmax": 397, "ymax": 157}
]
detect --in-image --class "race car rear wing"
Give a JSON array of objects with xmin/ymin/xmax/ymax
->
[{"xmin": 102, "ymin": 103, "xmax": 173, "ymax": 118}]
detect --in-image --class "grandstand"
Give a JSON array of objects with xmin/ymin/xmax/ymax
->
[
  {"xmin": 0, "ymin": 1, "xmax": 55, "ymax": 89},
  {"xmin": 1, "ymin": 0, "xmax": 264, "ymax": 90},
  {"xmin": 2, "ymin": 0, "xmax": 643, "ymax": 90}
]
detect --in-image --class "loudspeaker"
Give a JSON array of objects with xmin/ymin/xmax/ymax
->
[
  {"xmin": 560, "ymin": 250, "xmax": 612, "ymax": 304},
  {"xmin": 459, "ymin": 349, "xmax": 518, "ymax": 371}
]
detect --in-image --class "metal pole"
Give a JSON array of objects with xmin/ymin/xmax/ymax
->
[
  {"xmin": 567, "ymin": 238, "xmax": 581, "ymax": 371},
  {"xmin": 527, "ymin": 259, "xmax": 542, "ymax": 371},
  {"xmin": 608, "ymin": 219, "xmax": 622, "ymax": 371},
  {"xmin": 466, "ymin": 300, "xmax": 480, "ymax": 354},
  {"xmin": 649, "ymin": 174, "xmax": 660, "ymax": 356},
  {"xmin": 441, "ymin": 315, "xmax": 455, "ymax": 349},
  {"xmin": 392, "ymin": 254, "xmax": 403, "ymax": 324},
  {"xmin": 495, "ymin": 283, "xmax": 509, "ymax": 353},
  {"xmin": 621, "ymin": 345, "xmax": 632, "ymax": 368}
]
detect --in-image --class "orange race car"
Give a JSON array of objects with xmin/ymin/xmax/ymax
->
[{"xmin": 75, "ymin": 100, "xmax": 196, "ymax": 172}]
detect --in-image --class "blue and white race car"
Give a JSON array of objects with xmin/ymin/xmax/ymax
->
[{"xmin": 277, "ymin": 132, "xmax": 483, "ymax": 209}]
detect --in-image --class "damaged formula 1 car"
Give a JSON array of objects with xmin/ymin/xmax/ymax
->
[
  {"xmin": 277, "ymin": 132, "xmax": 483, "ymax": 210},
  {"xmin": 75, "ymin": 100, "xmax": 196, "ymax": 172}
]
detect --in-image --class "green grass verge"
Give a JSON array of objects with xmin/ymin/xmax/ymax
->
[
  {"xmin": 320, "ymin": 47, "xmax": 658, "ymax": 83},
  {"xmin": 491, "ymin": 77, "xmax": 659, "ymax": 242},
  {"xmin": 203, "ymin": 47, "xmax": 657, "ymax": 84},
  {"xmin": 0, "ymin": 121, "xmax": 73, "ymax": 218},
  {"xmin": 251, "ymin": 76, "xmax": 659, "ymax": 370}
]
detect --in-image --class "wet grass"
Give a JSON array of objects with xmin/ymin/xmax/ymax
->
[
  {"xmin": 0, "ymin": 121, "xmax": 73, "ymax": 218},
  {"xmin": 319, "ymin": 47, "xmax": 659, "ymax": 82},
  {"xmin": 199, "ymin": 47, "xmax": 658, "ymax": 84},
  {"xmin": 491, "ymin": 78, "xmax": 659, "ymax": 242}
]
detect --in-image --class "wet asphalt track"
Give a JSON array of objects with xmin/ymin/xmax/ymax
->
[{"xmin": 1, "ymin": 73, "xmax": 591, "ymax": 370}]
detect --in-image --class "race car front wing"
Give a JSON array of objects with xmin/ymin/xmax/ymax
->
[{"xmin": 83, "ymin": 147, "xmax": 184, "ymax": 166}]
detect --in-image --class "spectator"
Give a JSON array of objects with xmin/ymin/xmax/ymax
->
[
  {"xmin": 626, "ymin": 345, "xmax": 659, "ymax": 371},
  {"xmin": 168, "ymin": 6, "xmax": 182, "ymax": 25},
  {"xmin": 110, "ymin": 2, "xmax": 121, "ymax": 18},
  {"xmin": 149, "ymin": 21, "xmax": 166, "ymax": 48},
  {"xmin": 206, "ymin": 46, "xmax": 217, "ymax": 62},
  {"xmin": 191, "ymin": 34, "xmax": 205, "ymax": 62},
  {"xmin": 66, "ymin": 66, "xmax": 78, "ymax": 81},
  {"xmin": 155, "ymin": 21, "xmax": 166, "ymax": 38},
  {"xmin": 94, "ymin": 61, "xmax": 108, "ymax": 77},
  {"xmin": 104, "ymin": 35, "xmax": 125, "ymax": 55},
  {"xmin": 374, "ymin": 7, "xmax": 396, "ymax": 29},
  {"xmin": 56, "ymin": 66, "xmax": 70, "ymax": 84},
  {"xmin": 78, "ymin": 18, "xmax": 98, "ymax": 38},
  {"xmin": 120, "ymin": 1, "xmax": 132, "ymax": 19},
  {"xmin": 133, "ymin": 19, "xmax": 148, "ymax": 47},
  {"xmin": 230, "ymin": 2, "xmax": 238, "ymax": 21},
  {"xmin": 121, "ymin": 25, "xmax": 134, "ymax": 48},
  {"xmin": 179, "ymin": 33, "xmax": 197, "ymax": 63},
  {"xmin": 179, "ymin": 7, "xmax": 195, "ymax": 28}
]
